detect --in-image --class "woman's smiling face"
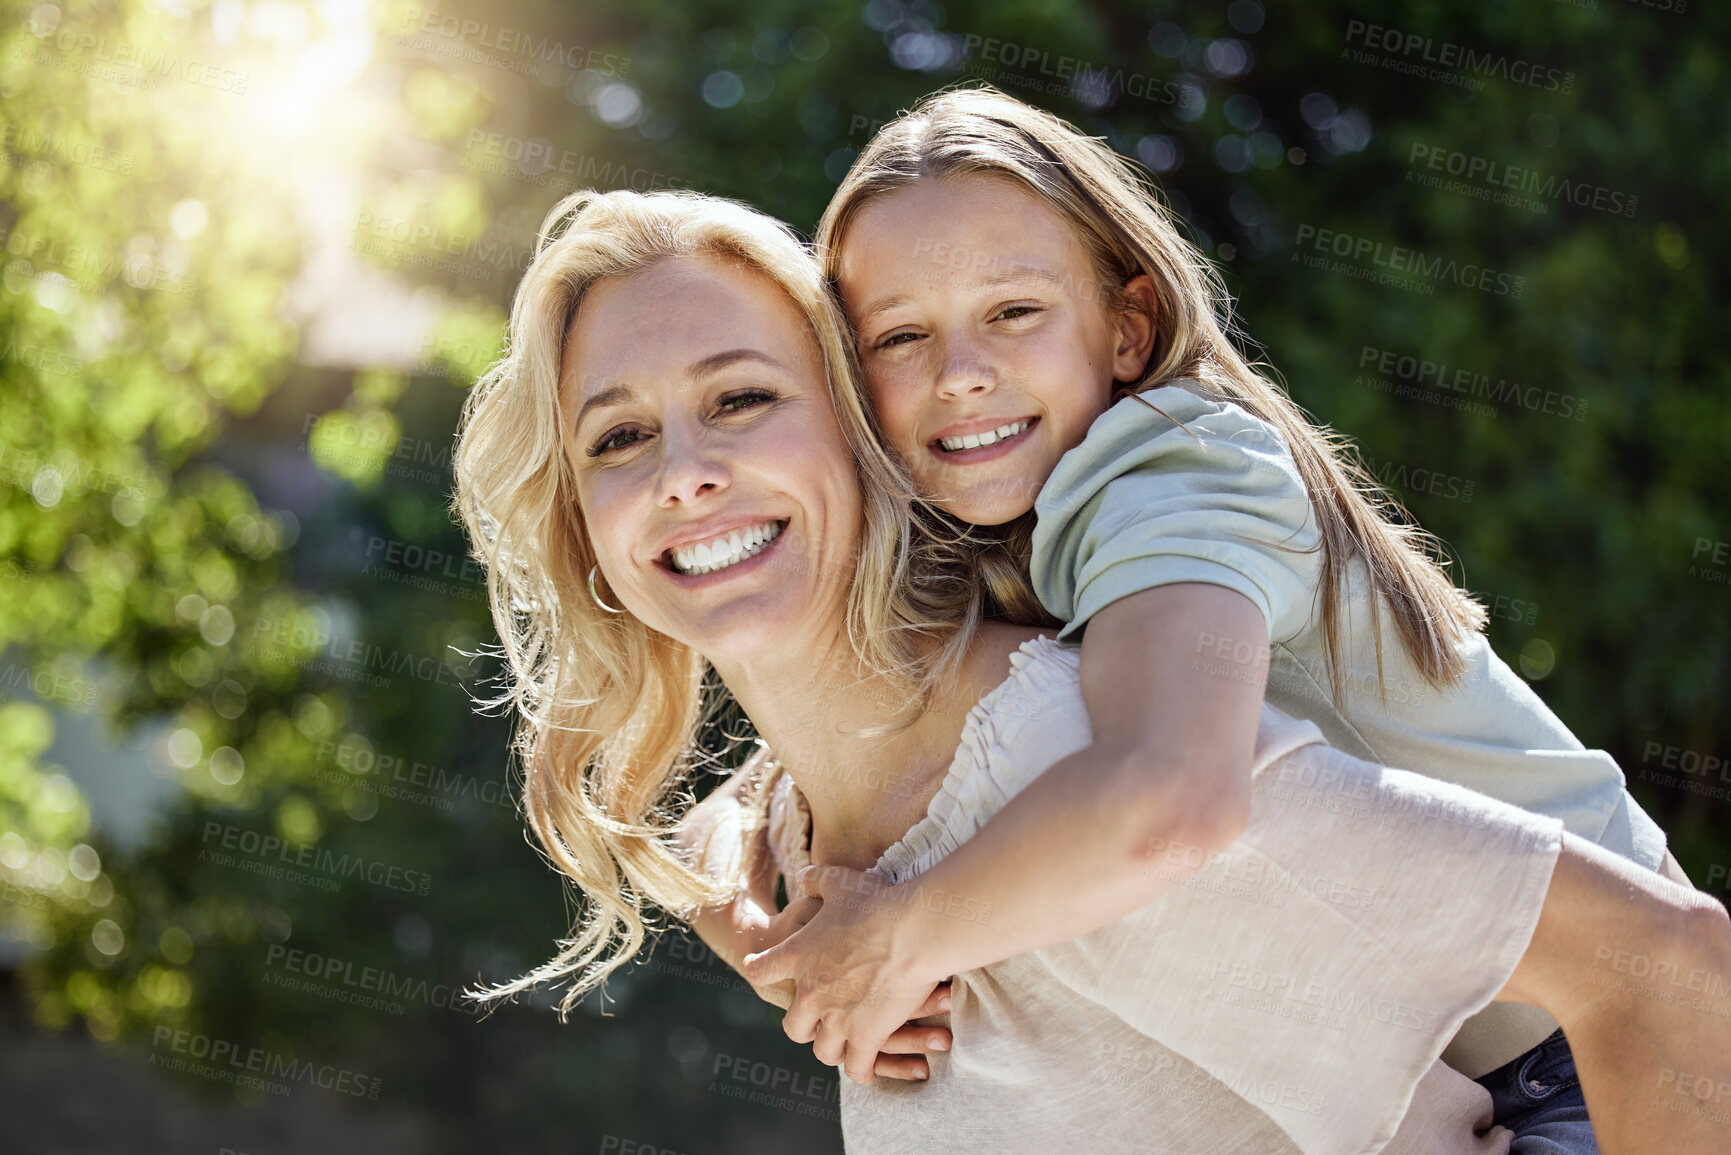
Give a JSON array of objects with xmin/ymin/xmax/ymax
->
[
  {"xmin": 836, "ymin": 173, "xmax": 1149, "ymax": 526},
  {"xmin": 561, "ymin": 253, "xmax": 862, "ymax": 663}
]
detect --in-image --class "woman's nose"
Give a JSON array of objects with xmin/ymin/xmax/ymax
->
[{"xmin": 654, "ymin": 424, "xmax": 731, "ymax": 507}]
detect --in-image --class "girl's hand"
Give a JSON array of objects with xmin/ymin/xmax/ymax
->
[
  {"xmin": 744, "ymin": 896, "xmax": 823, "ymax": 1011},
  {"xmin": 747, "ymin": 887, "xmax": 953, "ymax": 1081},
  {"xmin": 743, "ymin": 864, "xmax": 951, "ymax": 1086}
]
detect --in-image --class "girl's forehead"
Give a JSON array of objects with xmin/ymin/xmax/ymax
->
[{"xmin": 836, "ymin": 177, "xmax": 1095, "ymax": 307}]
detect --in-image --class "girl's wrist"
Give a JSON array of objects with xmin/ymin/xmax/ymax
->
[{"xmin": 885, "ymin": 878, "xmax": 975, "ymax": 983}]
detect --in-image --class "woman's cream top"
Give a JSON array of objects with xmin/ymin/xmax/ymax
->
[{"xmin": 753, "ymin": 636, "xmax": 1563, "ymax": 1155}]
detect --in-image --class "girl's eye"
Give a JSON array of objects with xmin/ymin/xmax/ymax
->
[
  {"xmin": 589, "ymin": 426, "xmax": 647, "ymax": 457},
  {"xmin": 875, "ymin": 331, "xmax": 922, "ymax": 350},
  {"xmin": 994, "ymin": 305, "xmax": 1041, "ymax": 322},
  {"xmin": 717, "ymin": 388, "xmax": 778, "ymax": 413}
]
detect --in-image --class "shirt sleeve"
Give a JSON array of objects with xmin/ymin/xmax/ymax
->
[{"xmin": 1031, "ymin": 383, "xmax": 1325, "ymax": 644}]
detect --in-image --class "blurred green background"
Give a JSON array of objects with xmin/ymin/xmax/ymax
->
[{"xmin": 0, "ymin": 0, "xmax": 1725, "ymax": 1150}]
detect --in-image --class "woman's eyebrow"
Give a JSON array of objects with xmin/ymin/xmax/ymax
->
[
  {"xmin": 573, "ymin": 349, "xmax": 787, "ymax": 428},
  {"xmin": 688, "ymin": 347, "xmax": 789, "ymax": 380},
  {"xmin": 574, "ymin": 383, "xmax": 637, "ymax": 429}
]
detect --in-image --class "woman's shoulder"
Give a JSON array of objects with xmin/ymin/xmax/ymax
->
[{"xmin": 873, "ymin": 635, "xmax": 1092, "ymax": 884}]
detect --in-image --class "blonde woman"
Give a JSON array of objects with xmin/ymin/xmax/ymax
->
[{"xmin": 451, "ymin": 188, "xmax": 1731, "ymax": 1154}]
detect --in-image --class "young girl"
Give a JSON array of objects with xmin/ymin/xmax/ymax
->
[{"xmin": 736, "ymin": 86, "xmax": 1697, "ymax": 1148}]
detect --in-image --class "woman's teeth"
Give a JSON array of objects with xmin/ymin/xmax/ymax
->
[
  {"xmin": 939, "ymin": 420, "xmax": 1029, "ymax": 453},
  {"xmin": 670, "ymin": 521, "xmax": 783, "ymax": 576}
]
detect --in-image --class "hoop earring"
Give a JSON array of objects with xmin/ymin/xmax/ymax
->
[{"xmin": 588, "ymin": 566, "xmax": 622, "ymax": 614}]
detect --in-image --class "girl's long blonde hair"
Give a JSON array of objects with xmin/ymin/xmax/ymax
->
[
  {"xmin": 816, "ymin": 85, "xmax": 1487, "ymax": 696},
  {"xmin": 450, "ymin": 189, "xmax": 984, "ymax": 1014}
]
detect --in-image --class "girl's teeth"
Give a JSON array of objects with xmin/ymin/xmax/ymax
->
[
  {"xmin": 940, "ymin": 420, "xmax": 1028, "ymax": 453},
  {"xmin": 671, "ymin": 521, "xmax": 783, "ymax": 575}
]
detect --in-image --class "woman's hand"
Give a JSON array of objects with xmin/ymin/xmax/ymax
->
[{"xmin": 743, "ymin": 864, "xmax": 952, "ymax": 1086}]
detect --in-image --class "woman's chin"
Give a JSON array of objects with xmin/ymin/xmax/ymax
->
[{"xmin": 665, "ymin": 593, "xmax": 826, "ymax": 667}]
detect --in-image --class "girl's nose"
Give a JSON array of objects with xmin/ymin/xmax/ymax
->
[{"xmin": 934, "ymin": 340, "xmax": 997, "ymax": 400}]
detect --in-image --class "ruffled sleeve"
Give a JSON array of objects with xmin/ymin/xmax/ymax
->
[
  {"xmin": 872, "ymin": 638, "xmax": 1094, "ymax": 886},
  {"xmin": 1031, "ymin": 382, "xmax": 1325, "ymax": 644},
  {"xmin": 763, "ymin": 758, "xmax": 814, "ymax": 905}
]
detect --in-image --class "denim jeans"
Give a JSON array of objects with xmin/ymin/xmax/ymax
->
[{"xmin": 1472, "ymin": 1028, "xmax": 1596, "ymax": 1154}]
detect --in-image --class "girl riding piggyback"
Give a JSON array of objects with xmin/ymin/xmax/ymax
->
[{"xmin": 741, "ymin": 85, "xmax": 1691, "ymax": 1151}]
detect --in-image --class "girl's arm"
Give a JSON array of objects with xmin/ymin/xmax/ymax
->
[
  {"xmin": 672, "ymin": 757, "xmax": 954, "ymax": 1080},
  {"xmin": 744, "ymin": 581, "xmax": 1269, "ymax": 1085}
]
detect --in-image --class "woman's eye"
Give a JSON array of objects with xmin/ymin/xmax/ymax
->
[
  {"xmin": 994, "ymin": 305, "xmax": 1040, "ymax": 322},
  {"xmin": 875, "ymin": 331, "xmax": 921, "ymax": 350},
  {"xmin": 589, "ymin": 427, "xmax": 647, "ymax": 457},
  {"xmin": 717, "ymin": 388, "xmax": 777, "ymax": 413}
]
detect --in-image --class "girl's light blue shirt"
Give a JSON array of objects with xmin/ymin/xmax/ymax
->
[{"xmin": 1030, "ymin": 381, "xmax": 1668, "ymax": 1077}]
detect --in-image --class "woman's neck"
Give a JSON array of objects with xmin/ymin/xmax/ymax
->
[{"xmin": 713, "ymin": 620, "xmax": 1044, "ymax": 870}]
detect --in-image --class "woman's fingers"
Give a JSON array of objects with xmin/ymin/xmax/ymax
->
[
  {"xmin": 782, "ymin": 894, "xmax": 823, "ymax": 925},
  {"xmin": 913, "ymin": 980, "xmax": 953, "ymax": 1017},
  {"xmin": 880, "ymin": 1023, "xmax": 951, "ymax": 1055},
  {"xmin": 809, "ymin": 1016, "xmax": 847, "ymax": 1068},
  {"xmin": 872, "ymin": 1053, "xmax": 931, "ymax": 1081}
]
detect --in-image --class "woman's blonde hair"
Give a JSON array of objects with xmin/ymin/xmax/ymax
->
[
  {"xmin": 816, "ymin": 85, "xmax": 1487, "ymax": 696},
  {"xmin": 451, "ymin": 189, "xmax": 983, "ymax": 1014}
]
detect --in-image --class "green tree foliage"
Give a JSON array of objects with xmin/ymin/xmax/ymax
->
[{"xmin": 1, "ymin": 0, "xmax": 1725, "ymax": 1149}]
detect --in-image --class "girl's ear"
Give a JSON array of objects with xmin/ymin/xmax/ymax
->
[{"xmin": 1112, "ymin": 274, "xmax": 1159, "ymax": 384}]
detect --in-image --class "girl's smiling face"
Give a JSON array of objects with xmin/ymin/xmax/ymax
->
[{"xmin": 835, "ymin": 173, "xmax": 1154, "ymax": 526}]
